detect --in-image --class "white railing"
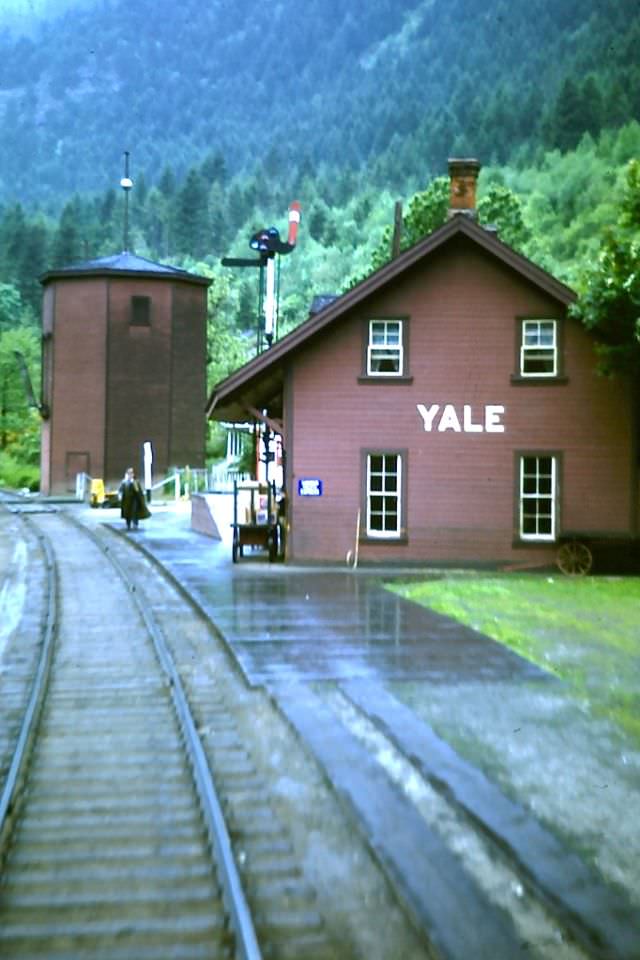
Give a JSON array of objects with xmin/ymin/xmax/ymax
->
[
  {"xmin": 75, "ymin": 472, "xmax": 91, "ymax": 501},
  {"xmin": 204, "ymin": 464, "xmax": 252, "ymax": 492},
  {"xmin": 150, "ymin": 472, "xmax": 181, "ymax": 501},
  {"xmin": 75, "ymin": 465, "xmax": 249, "ymax": 503}
]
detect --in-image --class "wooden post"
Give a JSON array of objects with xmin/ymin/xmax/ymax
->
[{"xmin": 391, "ymin": 201, "xmax": 403, "ymax": 258}]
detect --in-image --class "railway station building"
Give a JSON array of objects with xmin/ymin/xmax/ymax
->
[
  {"xmin": 207, "ymin": 160, "xmax": 638, "ymax": 570},
  {"xmin": 40, "ymin": 253, "xmax": 211, "ymax": 496}
]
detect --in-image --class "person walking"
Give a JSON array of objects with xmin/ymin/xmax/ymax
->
[{"xmin": 118, "ymin": 467, "xmax": 150, "ymax": 530}]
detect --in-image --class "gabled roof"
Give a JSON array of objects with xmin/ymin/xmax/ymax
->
[
  {"xmin": 206, "ymin": 214, "xmax": 576, "ymax": 421},
  {"xmin": 41, "ymin": 251, "xmax": 211, "ymax": 286}
]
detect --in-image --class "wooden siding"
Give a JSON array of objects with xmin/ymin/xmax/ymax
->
[
  {"xmin": 105, "ymin": 278, "xmax": 173, "ymax": 482},
  {"xmin": 169, "ymin": 283, "xmax": 207, "ymax": 468},
  {"xmin": 287, "ymin": 235, "xmax": 635, "ymax": 565},
  {"xmin": 47, "ymin": 278, "xmax": 108, "ymax": 494}
]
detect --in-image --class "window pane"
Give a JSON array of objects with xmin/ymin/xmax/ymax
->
[
  {"xmin": 367, "ymin": 453, "xmax": 401, "ymax": 537},
  {"xmin": 370, "ymin": 349, "xmax": 401, "ymax": 373},
  {"xmin": 539, "ymin": 324, "xmax": 555, "ymax": 346},
  {"xmin": 131, "ymin": 296, "xmax": 151, "ymax": 326},
  {"xmin": 521, "ymin": 320, "xmax": 557, "ymax": 376},
  {"xmin": 519, "ymin": 455, "xmax": 556, "ymax": 540},
  {"xmin": 368, "ymin": 320, "xmax": 403, "ymax": 376},
  {"xmin": 524, "ymin": 350, "xmax": 555, "ymax": 373},
  {"xmin": 384, "ymin": 509, "xmax": 398, "ymax": 530}
]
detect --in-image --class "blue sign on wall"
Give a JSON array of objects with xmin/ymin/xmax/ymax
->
[{"xmin": 298, "ymin": 478, "xmax": 323, "ymax": 497}]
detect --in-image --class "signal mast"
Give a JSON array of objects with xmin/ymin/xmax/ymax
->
[{"xmin": 222, "ymin": 201, "xmax": 301, "ymax": 351}]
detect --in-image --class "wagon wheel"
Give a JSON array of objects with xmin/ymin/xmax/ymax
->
[{"xmin": 556, "ymin": 540, "xmax": 593, "ymax": 576}]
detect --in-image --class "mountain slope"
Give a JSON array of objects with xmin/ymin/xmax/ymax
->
[{"xmin": 0, "ymin": 0, "xmax": 637, "ymax": 205}]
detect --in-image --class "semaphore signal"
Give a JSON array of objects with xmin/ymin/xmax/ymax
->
[{"xmin": 222, "ymin": 201, "xmax": 301, "ymax": 351}]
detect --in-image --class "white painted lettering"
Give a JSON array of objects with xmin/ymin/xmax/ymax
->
[
  {"xmin": 438, "ymin": 404, "xmax": 462, "ymax": 432},
  {"xmin": 416, "ymin": 403, "xmax": 440, "ymax": 432},
  {"xmin": 485, "ymin": 405, "xmax": 505, "ymax": 432},
  {"xmin": 417, "ymin": 402, "xmax": 506, "ymax": 434},
  {"xmin": 463, "ymin": 405, "xmax": 483, "ymax": 433}
]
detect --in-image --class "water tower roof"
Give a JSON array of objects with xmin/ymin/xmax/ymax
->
[{"xmin": 41, "ymin": 252, "xmax": 211, "ymax": 286}]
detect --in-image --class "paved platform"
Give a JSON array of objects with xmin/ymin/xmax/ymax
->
[
  {"xmin": 121, "ymin": 502, "xmax": 546, "ymax": 688},
  {"xmin": 124, "ymin": 505, "xmax": 639, "ymax": 959}
]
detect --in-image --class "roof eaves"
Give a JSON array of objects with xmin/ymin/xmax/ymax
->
[
  {"xmin": 205, "ymin": 216, "xmax": 576, "ymax": 415},
  {"xmin": 40, "ymin": 252, "xmax": 212, "ymax": 286}
]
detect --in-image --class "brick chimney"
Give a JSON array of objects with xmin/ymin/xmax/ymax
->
[{"xmin": 448, "ymin": 158, "xmax": 481, "ymax": 219}]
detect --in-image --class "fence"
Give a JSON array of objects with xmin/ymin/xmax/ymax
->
[
  {"xmin": 75, "ymin": 464, "xmax": 251, "ymax": 503},
  {"xmin": 75, "ymin": 471, "xmax": 181, "ymax": 503}
]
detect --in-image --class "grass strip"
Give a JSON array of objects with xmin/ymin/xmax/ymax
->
[{"xmin": 387, "ymin": 575, "xmax": 640, "ymax": 745}]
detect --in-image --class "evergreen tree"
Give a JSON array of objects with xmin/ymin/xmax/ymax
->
[
  {"xmin": 51, "ymin": 200, "xmax": 83, "ymax": 268},
  {"xmin": 18, "ymin": 220, "xmax": 49, "ymax": 315},
  {"xmin": 0, "ymin": 203, "xmax": 26, "ymax": 280},
  {"xmin": 173, "ymin": 169, "xmax": 210, "ymax": 258},
  {"xmin": 201, "ymin": 151, "xmax": 227, "ymax": 185},
  {"xmin": 545, "ymin": 77, "xmax": 587, "ymax": 152}
]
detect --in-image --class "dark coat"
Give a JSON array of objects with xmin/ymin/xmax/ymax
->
[{"xmin": 119, "ymin": 479, "xmax": 151, "ymax": 521}]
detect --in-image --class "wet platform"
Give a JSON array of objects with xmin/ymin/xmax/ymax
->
[
  {"xmin": 125, "ymin": 507, "xmax": 640, "ymax": 959},
  {"xmin": 127, "ymin": 504, "xmax": 545, "ymax": 689}
]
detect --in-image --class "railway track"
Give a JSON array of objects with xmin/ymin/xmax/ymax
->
[
  {"xmin": 1, "ymin": 498, "xmax": 637, "ymax": 960},
  {"xmin": 0, "ymin": 505, "xmax": 264, "ymax": 959}
]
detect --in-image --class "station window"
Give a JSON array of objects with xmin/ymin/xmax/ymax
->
[
  {"xmin": 519, "ymin": 454, "xmax": 558, "ymax": 541},
  {"xmin": 365, "ymin": 451, "xmax": 404, "ymax": 539},
  {"xmin": 519, "ymin": 319, "xmax": 557, "ymax": 377},
  {"xmin": 367, "ymin": 319, "xmax": 404, "ymax": 376},
  {"xmin": 130, "ymin": 295, "xmax": 151, "ymax": 327}
]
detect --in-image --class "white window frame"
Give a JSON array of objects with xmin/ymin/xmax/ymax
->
[
  {"xmin": 520, "ymin": 319, "xmax": 557, "ymax": 377},
  {"xmin": 366, "ymin": 452, "xmax": 402, "ymax": 538},
  {"xmin": 367, "ymin": 320, "xmax": 403, "ymax": 376},
  {"xmin": 519, "ymin": 455, "xmax": 557, "ymax": 541}
]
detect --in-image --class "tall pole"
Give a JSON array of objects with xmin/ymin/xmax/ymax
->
[
  {"xmin": 120, "ymin": 151, "xmax": 133, "ymax": 252},
  {"xmin": 392, "ymin": 200, "xmax": 403, "ymax": 258}
]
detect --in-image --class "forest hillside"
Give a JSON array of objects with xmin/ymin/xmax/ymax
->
[
  {"xmin": 0, "ymin": 0, "xmax": 638, "ymax": 486},
  {"xmin": 0, "ymin": 0, "xmax": 638, "ymax": 205}
]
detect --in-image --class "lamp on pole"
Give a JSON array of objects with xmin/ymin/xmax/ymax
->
[{"xmin": 120, "ymin": 151, "xmax": 133, "ymax": 252}]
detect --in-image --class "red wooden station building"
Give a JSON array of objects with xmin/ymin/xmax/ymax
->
[{"xmin": 207, "ymin": 160, "xmax": 638, "ymax": 571}]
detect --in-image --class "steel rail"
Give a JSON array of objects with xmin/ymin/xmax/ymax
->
[
  {"xmin": 67, "ymin": 513, "xmax": 262, "ymax": 960},
  {"xmin": 0, "ymin": 510, "xmax": 58, "ymax": 860}
]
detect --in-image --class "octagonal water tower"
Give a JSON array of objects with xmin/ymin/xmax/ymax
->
[{"xmin": 40, "ymin": 252, "xmax": 211, "ymax": 495}]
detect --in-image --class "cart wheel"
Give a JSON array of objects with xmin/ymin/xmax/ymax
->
[{"xmin": 556, "ymin": 541, "xmax": 593, "ymax": 576}]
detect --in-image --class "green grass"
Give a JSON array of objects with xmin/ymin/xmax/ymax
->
[
  {"xmin": 387, "ymin": 574, "xmax": 640, "ymax": 745},
  {"xmin": 0, "ymin": 451, "xmax": 39, "ymax": 492}
]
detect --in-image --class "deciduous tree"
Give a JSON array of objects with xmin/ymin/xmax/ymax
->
[{"xmin": 571, "ymin": 159, "xmax": 640, "ymax": 375}]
